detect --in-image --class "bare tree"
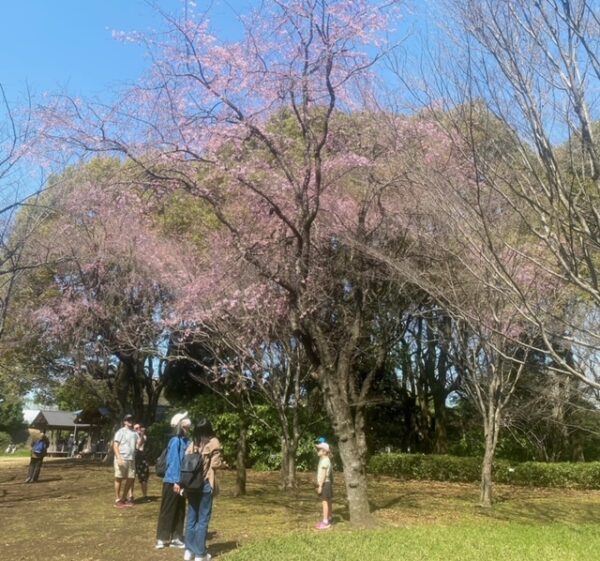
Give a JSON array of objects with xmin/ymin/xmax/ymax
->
[
  {"xmin": 0, "ymin": 84, "xmax": 40, "ymax": 342},
  {"xmin": 449, "ymin": 301, "xmax": 529, "ymax": 507},
  {"xmin": 439, "ymin": 0, "xmax": 600, "ymax": 388}
]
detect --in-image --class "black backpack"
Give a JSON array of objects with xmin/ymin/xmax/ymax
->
[
  {"xmin": 154, "ymin": 447, "xmax": 168, "ymax": 477},
  {"xmin": 179, "ymin": 451, "xmax": 205, "ymax": 491},
  {"xmin": 155, "ymin": 436, "xmax": 182, "ymax": 478}
]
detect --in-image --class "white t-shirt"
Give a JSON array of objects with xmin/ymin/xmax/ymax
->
[
  {"xmin": 317, "ymin": 456, "xmax": 333, "ymax": 484},
  {"xmin": 113, "ymin": 427, "xmax": 138, "ymax": 461}
]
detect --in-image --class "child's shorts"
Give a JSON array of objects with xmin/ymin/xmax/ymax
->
[{"xmin": 319, "ymin": 481, "xmax": 333, "ymax": 499}]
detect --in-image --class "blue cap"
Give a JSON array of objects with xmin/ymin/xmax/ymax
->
[{"xmin": 316, "ymin": 436, "xmax": 327, "ymax": 444}]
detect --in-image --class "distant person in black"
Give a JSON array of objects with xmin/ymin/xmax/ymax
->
[
  {"xmin": 135, "ymin": 424, "xmax": 150, "ymax": 500},
  {"xmin": 25, "ymin": 430, "xmax": 50, "ymax": 483}
]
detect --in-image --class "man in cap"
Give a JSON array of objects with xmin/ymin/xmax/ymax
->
[{"xmin": 113, "ymin": 413, "xmax": 138, "ymax": 507}]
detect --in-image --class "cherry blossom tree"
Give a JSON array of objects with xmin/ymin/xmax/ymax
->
[{"xmin": 41, "ymin": 0, "xmax": 414, "ymax": 524}]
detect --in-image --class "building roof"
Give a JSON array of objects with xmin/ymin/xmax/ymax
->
[
  {"xmin": 74, "ymin": 407, "xmax": 112, "ymax": 425},
  {"xmin": 30, "ymin": 410, "xmax": 91, "ymax": 429}
]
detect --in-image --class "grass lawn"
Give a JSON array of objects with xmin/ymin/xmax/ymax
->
[{"xmin": 1, "ymin": 456, "xmax": 600, "ymax": 561}]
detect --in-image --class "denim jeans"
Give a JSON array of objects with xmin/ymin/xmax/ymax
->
[{"xmin": 185, "ymin": 480, "xmax": 213, "ymax": 556}]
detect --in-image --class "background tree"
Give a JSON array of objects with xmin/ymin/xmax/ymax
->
[{"xmin": 8, "ymin": 159, "xmax": 187, "ymax": 424}]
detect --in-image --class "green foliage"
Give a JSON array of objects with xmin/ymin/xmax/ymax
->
[
  {"xmin": 210, "ymin": 412, "xmax": 245, "ymax": 466},
  {"xmin": 0, "ymin": 390, "xmax": 25, "ymax": 437},
  {"xmin": 0, "ymin": 431, "xmax": 11, "ymax": 451},
  {"xmin": 54, "ymin": 376, "xmax": 110, "ymax": 412},
  {"xmin": 185, "ymin": 394, "xmax": 330, "ymax": 471},
  {"xmin": 146, "ymin": 420, "xmax": 174, "ymax": 463},
  {"xmin": 158, "ymin": 189, "xmax": 220, "ymax": 249},
  {"xmin": 369, "ymin": 452, "xmax": 600, "ymax": 489},
  {"xmin": 448, "ymin": 429, "xmax": 486, "ymax": 458}
]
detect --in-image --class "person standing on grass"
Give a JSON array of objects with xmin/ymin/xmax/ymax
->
[
  {"xmin": 135, "ymin": 424, "xmax": 150, "ymax": 501},
  {"xmin": 155, "ymin": 412, "xmax": 191, "ymax": 550},
  {"xmin": 128, "ymin": 423, "xmax": 150, "ymax": 503},
  {"xmin": 113, "ymin": 413, "xmax": 138, "ymax": 508},
  {"xmin": 315, "ymin": 442, "xmax": 334, "ymax": 530},
  {"xmin": 183, "ymin": 417, "xmax": 224, "ymax": 561},
  {"xmin": 25, "ymin": 429, "xmax": 49, "ymax": 483}
]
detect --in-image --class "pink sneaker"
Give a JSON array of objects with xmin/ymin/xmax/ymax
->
[{"xmin": 315, "ymin": 521, "xmax": 331, "ymax": 530}]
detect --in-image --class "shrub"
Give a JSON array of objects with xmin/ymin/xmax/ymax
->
[
  {"xmin": 495, "ymin": 460, "xmax": 600, "ymax": 489},
  {"xmin": 369, "ymin": 452, "xmax": 600, "ymax": 489},
  {"xmin": 370, "ymin": 453, "xmax": 482, "ymax": 484}
]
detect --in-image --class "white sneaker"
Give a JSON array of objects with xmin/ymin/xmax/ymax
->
[
  {"xmin": 155, "ymin": 540, "xmax": 168, "ymax": 549},
  {"xmin": 194, "ymin": 554, "xmax": 212, "ymax": 561},
  {"xmin": 170, "ymin": 538, "xmax": 186, "ymax": 549},
  {"xmin": 184, "ymin": 550, "xmax": 193, "ymax": 561}
]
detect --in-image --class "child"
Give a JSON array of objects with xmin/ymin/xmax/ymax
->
[{"xmin": 315, "ymin": 442, "xmax": 333, "ymax": 530}]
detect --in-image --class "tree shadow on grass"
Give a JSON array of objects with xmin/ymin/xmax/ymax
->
[
  {"xmin": 210, "ymin": 540, "xmax": 239, "ymax": 557},
  {"xmin": 479, "ymin": 499, "xmax": 600, "ymax": 526},
  {"xmin": 0, "ymin": 490, "xmax": 65, "ymax": 506},
  {"xmin": 332, "ymin": 510, "xmax": 349, "ymax": 523},
  {"xmin": 370, "ymin": 495, "xmax": 406, "ymax": 512},
  {"xmin": 133, "ymin": 495, "xmax": 160, "ymax": 504},
  {"xmin": 30, "ymin": 477, "xmax": 64, "ymax": 484}
]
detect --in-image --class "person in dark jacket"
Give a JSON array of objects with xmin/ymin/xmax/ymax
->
[
  {"xmin": 25, "ymin": 430, "xmax": 50, "ymax": 483},
  {"xmin": 155, "ymin": 412, "xmax": 191, "ymax": 549}
]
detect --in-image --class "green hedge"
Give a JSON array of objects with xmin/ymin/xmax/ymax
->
[{"xmin": 369, "ymin": 453, "xmax": 600, "ymax": 490}]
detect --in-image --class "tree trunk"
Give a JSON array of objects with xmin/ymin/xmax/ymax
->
[
  {"xmin": 480, "ymin": 432, "xmax": 495, "ymax": 507},
  {"xmin": 480, "ymin": 414, "xmax": 499, "ymax": 508},
  {"xmin": 432, "ymin": 390, "xmax": 449, "ymax": 454},
  {"xmin": 280, "ymin": 435, "xmax": 298, "ymax": 491},
  {"xmin": 235, "ymin": 414, "xmax": 248, "ymax": 497},
  {"xmin": 354, "ymin": 407, "xmax": 369, "ymax": 468},
  {"xmin": 336, "ymin": 429, "xmax": 372, "ymax": 525},
  {"xmin": 281, "ymin": 437, "xmax": 289, "ymax": 490},
  {"xmin": 322, "ymin": 376, "xmax": 372, "ymax": 526}
]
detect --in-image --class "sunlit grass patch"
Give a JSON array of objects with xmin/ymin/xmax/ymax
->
[{"xmin": 224, "ymin": 524, "xmax": 600, "ymax": 561}]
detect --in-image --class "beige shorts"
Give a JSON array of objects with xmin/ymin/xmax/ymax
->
[{"xmin": 114, "ymin": 458, "xmax": 135, "ymax": 479}]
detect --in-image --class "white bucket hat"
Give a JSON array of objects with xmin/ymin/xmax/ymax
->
[{"xmin": 170, "ymin": 411, "xmax": 189, "ymax": 428}]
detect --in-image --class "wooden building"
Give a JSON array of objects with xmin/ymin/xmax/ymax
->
[{"xmin": 30, "ymin": 410, "xmax": 92, "ymax": 457}]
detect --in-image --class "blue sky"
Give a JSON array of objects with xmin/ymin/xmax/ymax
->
[
  {"xmin": 0, "ymin": 0, "xmax": 434, "ymax": 204},
  {"xmin": 0, "ymin": 1, "xmax": 433, "ymax": 101},
  {"xmin": 0, "ymin": 1, "xmax": 257, "ymax": 205},
  {"xmin": 0, "ymin": 0, "xmax": 254, "ymax": 101}
]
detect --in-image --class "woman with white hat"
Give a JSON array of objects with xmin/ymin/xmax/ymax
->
[{"xmin": 155, "ymin": 412, "xmax": 192, "ymax": 549}]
